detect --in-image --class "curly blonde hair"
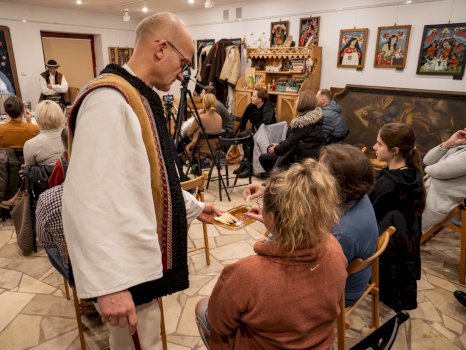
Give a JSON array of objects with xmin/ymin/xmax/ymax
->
[{"xmin": 263, "ymin": 159, "xmax": 339, "ymax": 251}]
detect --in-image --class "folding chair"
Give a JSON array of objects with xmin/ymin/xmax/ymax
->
[
  {"xmin": 421, "ymin": 198, "xmax": 466, "ymax": 284},
  {"xmin": 337, "ymin": 226, "xmax": 396, "ymax": 350},
  {"xmin": 206, "ymin": 134, "xmax": 253, "ymax": 201},
  {"xmin": 349, "ymin": 311, "xmax": 410, "ymax": 350}
]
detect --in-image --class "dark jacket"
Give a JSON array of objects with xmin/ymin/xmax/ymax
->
[
  {"xmin": 200, "ymin": 39, "xmax": 234, "ymax": 83},
  {"xmin": 369, "ymin": 167, "xmax": 424, "ymax": 311},
  {"xmin": 239, "ymin": 101, "xmax": 276, "ymax": 132},
  {"xmin": 322, "ymin": 100, "xmax": 346, "ymax": 144},
  {"xmin": 274, "ymin": 107, "xmax": 324, "ymax": 161}
]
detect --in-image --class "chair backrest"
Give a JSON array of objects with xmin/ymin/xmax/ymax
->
[
  {"xmin": 181, "ymin": 173, "xmax": 206, "ymax": 200},
  {"xmin": 347, "ymin": 226, "xmax": 395, "ymax": 276},
  {"xmin": 349, "ymin": 311, "xmax": 410, "ymax": 350},
  {"xmin": 218, "ymin": 134, "xmax": 253, "ymax": 147}
]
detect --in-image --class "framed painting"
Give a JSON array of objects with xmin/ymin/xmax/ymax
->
[
  {"xmin": 270, "ymin": 21, "xmax": 289, "ymax": 47},
  {"xmin": 416, "ymin": 22, "xmax": 466, "ymax": 77},
  {"xmin": 374, "ymin": 25, "xmax": 411, "ymax": 69},
  {"xmin": 337, "ymin": 28, "xmax": 369, "ymax": 69},
  {"xmin": 299, "ymin": 17, "xmax": 320, "ymax": 47},
  {"xmin": 0, "ymin": 26, "xmax": 21, "ymax": 97}
]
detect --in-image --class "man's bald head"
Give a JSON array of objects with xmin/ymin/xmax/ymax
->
[{"xmin": 135, "ymin": 12, "xmax": 190, "ymax": 46}]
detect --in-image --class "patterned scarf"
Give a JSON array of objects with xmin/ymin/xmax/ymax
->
[{"xmin": 69, "ymin": 64, "xmax": 188, "ymax": 305}]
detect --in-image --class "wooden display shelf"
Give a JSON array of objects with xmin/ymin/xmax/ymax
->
[{"xmin": 247, "ymin": 46, "xmax": 321, "ymax": 59}]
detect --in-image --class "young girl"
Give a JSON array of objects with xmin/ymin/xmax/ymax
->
[{"xmin": 369, "ymin": 122, "xmax": 426, "ymax": 311}]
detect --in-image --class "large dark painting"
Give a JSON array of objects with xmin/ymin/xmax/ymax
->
[
  {"xmin": 335, "ymin": 85, "xmax": 466, "ymax": 157},
  {"xmin": 0, "ymin": 26, "xmax": 21, "ymax": 97}
]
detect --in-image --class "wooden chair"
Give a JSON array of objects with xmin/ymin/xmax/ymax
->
[
  {"xmin": 337, "ymin": 226, "xmax": 396, "ymax": 350},
  {"xmin": 181, "ymin": 173, "xmax": 210, "ymax": 265},
  {"xmin": 421, "ymin": 198, "xmax": 466, "ymax": 284}
]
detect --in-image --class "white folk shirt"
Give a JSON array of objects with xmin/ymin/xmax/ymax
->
[
  {"xmin": 39, "ymin": 72, "xmax": 69, "ymax": 96},
  {"xmin": 63, "ymin": 70, "xmax": 204, "ymax": 299}
]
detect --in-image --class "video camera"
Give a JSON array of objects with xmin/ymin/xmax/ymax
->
[{"xmin": 163, "ymin": 94, "xmax": 174, "ymax": 103}]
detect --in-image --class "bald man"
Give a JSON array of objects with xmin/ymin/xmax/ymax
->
[{"xmin": 63, "ymin": 13, "xmax": 221, "ymax": 349}]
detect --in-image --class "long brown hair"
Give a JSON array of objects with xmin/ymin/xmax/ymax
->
[{"xmin": 379, "ymin": 122, "xmax": 426, "ymax": 214}]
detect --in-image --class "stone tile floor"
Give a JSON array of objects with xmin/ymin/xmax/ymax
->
[{"xmin": 0, "ymin": 172, "xmax": 465, "ymax": 349}]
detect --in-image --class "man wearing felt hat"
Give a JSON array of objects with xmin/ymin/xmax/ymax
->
[{"xmin": 39, "ymin": 59, "xmax": 69, "ymax": 109}]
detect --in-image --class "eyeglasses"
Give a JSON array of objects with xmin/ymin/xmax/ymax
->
[{"xmin": 155, "ymin": 39, "xmax": 190, "ymax": 72}]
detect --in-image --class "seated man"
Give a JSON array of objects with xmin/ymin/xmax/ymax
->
[
  {"xmin": 236, "ymin": 87, "xmax": 276, "ymax": 177},
  {"xmin": 316, "ymin": 89, "xmax": 346, "ymax": 144},
  {"xmin": 422, "ymin": 128, "xmax": 466, "ymax": 231},
  {"xmin": 319, "ymin": 144, "xmax": 379, "ymax": 306}
]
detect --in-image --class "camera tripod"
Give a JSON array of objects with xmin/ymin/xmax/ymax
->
[{"xmin": 173, "ymin": 70, "xmax": 231, "ymax": 200}]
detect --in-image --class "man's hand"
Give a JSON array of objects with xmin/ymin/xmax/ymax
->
[
  {"xmin": 267, "ymin": 143, "xmax": 278, "ymax": 154},
  {"xmin": 197, "ymin": 203, "xmax": 223, "ymax": 223},
  {"xmin": 245, "ymin": 206, "xmax": 263, "ymax": 223},
  {"xmin": 97, "ymin": 290, "xmax": 138, "ymax": 335},
  {"xmin": 24, "ymin": 110, "xmax": 32, "ymax": 123},
  {"xmin": 441, "ymin": 129, "xmax": 466, "ymax": 149},
  {"xmin": 47, "ymin": 83, "xmax": 53, "ymax": 89},
  {"xmin": 243, "ymin": 184, "xmax": 265, "ymax": 201}
]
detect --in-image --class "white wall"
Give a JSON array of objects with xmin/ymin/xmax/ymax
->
[
  {"xmin": 0, "ymin": 2, "xmax": 137, "ymax": 107},
  {"xmin": 177, "ymin": 0, "xmax": 466, "ymax": 93}
]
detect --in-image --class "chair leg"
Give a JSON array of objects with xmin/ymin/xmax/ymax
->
[
  {"xmin": 460, "ymin": 211, "xmax": 466, "ymax": 284},
  {"xmin": 159, "ymin": 298, "xmax": 168, "ymax": 350},
  {"xmin": 63, "ymin": 277, "xmax": 70, "ymax": 300},
  {"xmin": 373, "ymin": 259, "xmax": 380, "ymax": 328},
  {"xmin": 202, "ymin": 222, "xmax": 210, "ymax": 265},
  {"xmin": 337, "ymin": 294, "xmax": 346, "ymax": 350},
  {"xmin": 71, "ymin": 286, "xmax": 86, "ymax": 350}
]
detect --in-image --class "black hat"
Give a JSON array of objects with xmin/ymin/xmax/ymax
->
[{"xmin": 46, "ymin": 59, "xmax": 59, "ymax": 67}]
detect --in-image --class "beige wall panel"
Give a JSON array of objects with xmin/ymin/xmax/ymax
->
[{"xmin": 42, "ymin": 37, "xmax": 94, "ymax": 90}]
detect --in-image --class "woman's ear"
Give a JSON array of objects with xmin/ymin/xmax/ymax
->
[{"xmin": 392, "ymin": 146, "xmax": 400, "ymax": 156}]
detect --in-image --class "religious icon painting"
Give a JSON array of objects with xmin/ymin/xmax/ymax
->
[
  {"xmin": 416, "ymin": 22, "xmax": 466, "ymax": 77},
  {"xmin": 374, "ymin": 25, "xmax": 411, "ymax": 69},
  {"xmin": 299, "ymin": 17, "xmax": 320, "ymax": 47},
  {"xmin": 270, "ymin": 21, "xmax": 290, "ymax": 47},
  {"xmin": 337, "ymin": 28, "xmax": 369, "ymax": 69}
]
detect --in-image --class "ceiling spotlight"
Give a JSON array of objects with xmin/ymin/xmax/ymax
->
[
  {"xmin": 142, "ymin": 6, "xmax": 148, "ymax": 12},
  {"xmin": 188, "ymin": 0, "xmax": 195, "ymax": 4},
  {"xmin": 406, "ymin": 0, "xmax": 412, "ymax": 3},
  {"xmin": 123, "ymin": 9, "xmax": 130, "ymax": 22},
  {"xmin": 22, "ymin": 19, "xmax": 27, "ymax": 22},
  {"xmin": 76, "ymin": 0, "xmax": 82, "ymax": 4},
  {"xmin": 204, "ymin": 0, "xmax": 213, "ymax": 8}
]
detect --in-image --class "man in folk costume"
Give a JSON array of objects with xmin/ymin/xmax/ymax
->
[
  {"xmin": 63, "ymin": 13, "xmax": 222, "ymax": 349},
  {"xmin": 39, "ymin": 59, "xmax": 69, "ymax": 109}
]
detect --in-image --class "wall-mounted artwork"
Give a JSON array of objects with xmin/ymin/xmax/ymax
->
[
  {"xmin": 374, "ymin": 25, "xmax": 411, "ymax": 69},
  {"xmin": 0, "ymin": 26, "xmax": 21, "ymax": 97},
  {"xmin": 417, "ymin": 22, "xmax": 466, "ymax": 77},
  {"xmin": 337, "ymin": 28, "xmax": 369, "ymax": 69},
  {"xmin": 270, "ymin": 21, "xmax": 289, "ymax": 47},
  {"xmin": 299, "ymin": 17, "xmax": 320, "ymax": 47}
]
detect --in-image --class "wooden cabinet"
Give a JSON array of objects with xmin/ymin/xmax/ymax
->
[
  {"xmin": 108, "ymin": 47, "xmax": 134, "ymax": 65},
  {"xmin": 234, "ymin": 46, "xmax": 322, "ymax": 124}
]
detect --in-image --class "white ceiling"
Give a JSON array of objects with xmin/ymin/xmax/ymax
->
[{"xmin": 1, "ymin": 0, "xmax": 246, "ymax": 17}]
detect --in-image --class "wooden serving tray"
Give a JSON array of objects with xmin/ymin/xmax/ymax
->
[{"xmin": 211, "ymin": 205, "xmax": 256, "ymax": 231}]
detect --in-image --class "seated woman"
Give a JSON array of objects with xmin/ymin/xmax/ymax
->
[
  {"xmin": 0, "ymin": 95, "xmax": 39, "ymax": 149},
  {"xmin": 23, "ymin": 100, "xmax": 65, "ymax": 166},
  {"xmin": 259, "ymin": 89, "xmax": 324, "ymax": 173},
  {"xmin": 195, "ymin": 159, "xmax": 347, "ymax": 349},
  {"xmin": 422, "ymin": 128, "xmax": 466, "ymax": 232},
  {"xmin": 319, "ymin": 144, "xmax": 378, "ymax": 307},
  {"xmin": 186, "ymin": 93, "xmax": 222, "ymax": 159},
  {"xmin": 369, "ymin": 122, "xmax": 426, "ymax": 312}
]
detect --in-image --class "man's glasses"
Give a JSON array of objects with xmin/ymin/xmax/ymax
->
[{"xmin": 155, "ymin": 40, "xmax": 190, "ymax": 72}]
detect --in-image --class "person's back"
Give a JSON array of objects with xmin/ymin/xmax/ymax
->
[
  {"xmin": 333, "ymin": 195, "xmax": 378, "ymax": 305},
  {"xmin": 23, "ymin": 100, "xmax": 65, "ymax": 166},
  {"xmin": 316, "ymin": 89, "xmax": 346, "ymax": 143},
  {"xmin": 216, "ymin": 100, "xmax": 232, "ymax": 136},
  {"xmin": 0, "ymin": 96, "xmax": 39, "ymax": 149}
]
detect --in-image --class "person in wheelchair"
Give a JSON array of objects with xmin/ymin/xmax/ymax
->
[{"xmin": 258, "ymin": 89, "xmax": 324, "ymax": 174}]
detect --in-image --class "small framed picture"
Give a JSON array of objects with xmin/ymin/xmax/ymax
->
[
  {"xmin": 299, "ymin": 17, "xmax": 320, "ymax": 47},
  {"xmin": 270, "ymin": 21, "xmax": 290, "ymax": 47},
  {"xmin": 337, "ymin": 28, "xmax": 369, "ymax": 69},
  {"xmin": 374, "ymin": 25, "xmax": 411, "ymax": 69},
  {"xmin": 416, "ymin": 22, "xmax": 466, "ymax": 77},
  {"xmin": 0, "ymin": 25, "xmax": 21, "ymax": 96}
]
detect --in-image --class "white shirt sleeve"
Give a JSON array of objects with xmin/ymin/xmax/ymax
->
[
  {"xmin": 53, "ymin": 74, "xmax": 68, "ymax": 93},
  {"xmin": 63, "ymin": 88, "xmax": 163, "ymax": 298},
  {"xmin": 39, "ymin": 75, "xmax": 56, "ymax": 96},
  {"xmin": 183, "ymin": 189, "xmax": 205, "ymax": 224}
]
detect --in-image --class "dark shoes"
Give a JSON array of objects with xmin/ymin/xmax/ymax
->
[
  {"xmin": 238, "ymin": 167, "xmax": 251, "ymax": 179},
  {"xmin": 454, "ymin": 290, "xmax": 466, "ymax": 308},
  {"xmin": 233, "ymin": 163, "xmax": 246, "ymax": 175}
]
